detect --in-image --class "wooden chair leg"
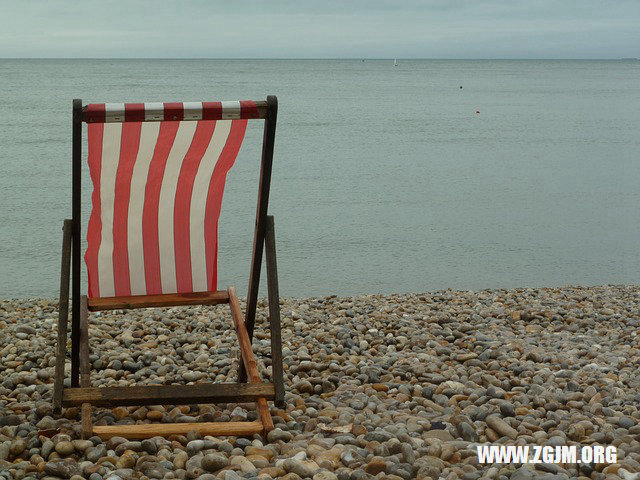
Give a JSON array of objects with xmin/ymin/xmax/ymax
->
[
  {"xmin": 53, "ymin": 219, "xmax": 73, "ymax": 414},
  {"xmin": 79, "ymin": 296, "xmax": 93, "ymax": 439},
  {"xmin": 228, "ymin": 287, "xmax": 274, "ymax": 435},
  {"xmin": 265, "ymin": 216, "xmax": 285, "ymax": 408}
]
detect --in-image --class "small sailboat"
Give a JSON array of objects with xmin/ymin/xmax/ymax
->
[{"xmin": 394, "ymin": 58, "xmax": 398, "ymax": 67}]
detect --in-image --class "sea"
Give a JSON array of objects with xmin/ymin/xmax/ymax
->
[{"xmin": 0, "ymin": 59, "xmax": 639, "ymax": 299}]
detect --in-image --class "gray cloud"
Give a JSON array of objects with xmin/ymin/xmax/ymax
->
[{"xmin": 0, "ymin": 0, "xmax": 638, "ymax": 58}]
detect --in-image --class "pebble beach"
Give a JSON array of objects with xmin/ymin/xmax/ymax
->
[{"xmin": 1, "ymin": 285, "xmax": 639, "ymax": 480}]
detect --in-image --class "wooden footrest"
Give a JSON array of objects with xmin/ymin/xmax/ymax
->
[
  {"xmin": 63, "ymin": 382, "xmax": 275, "ymax": 407},
  {"xmin": 93, "ymin": 421, "xmax": 264, "ymax": 439}
]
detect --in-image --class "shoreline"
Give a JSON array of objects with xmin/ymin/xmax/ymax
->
[
  {"xmin": 1, "ymin": 282, "xmax": 637, "ymax": 303},
  {"xmin": 1, "ymin": 284, "xmax": 639, "ymax": 479}
]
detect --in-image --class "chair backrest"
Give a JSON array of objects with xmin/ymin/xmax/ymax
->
[{"xmin": 83, "ymin": 101, "xmax": 262, "ymax": 298}]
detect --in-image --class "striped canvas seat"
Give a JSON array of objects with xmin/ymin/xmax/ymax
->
[{"xmin": 84, "ymin": 101, "xmax": 259, "ymax": 298}]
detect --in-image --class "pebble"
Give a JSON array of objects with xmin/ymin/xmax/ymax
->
[
  {"xmin": 55, "ymin": 440, "xmax": 75, "ymax": 456},
  {"xmin": 485, "ymin": 415, "xmax": 519, "ymax": 440},
  {"xmin": 267, "ymin": 428, "xmax": 293, "ymax": 443},
  {"xmin": 0, "ymin": 286, "xmax": 638, "ymax": 479},
  {"xmin": 283, "ymin": 458, "xmax": 317, "ymax": 478},
  {"xmin": 201, "ymin": 453, "xmax": 229, "ymax": 472}
]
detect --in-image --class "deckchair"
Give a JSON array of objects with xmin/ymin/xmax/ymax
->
[{"xmin": 52, "ymin": 97, "xmax": 285, "ymax": 440}]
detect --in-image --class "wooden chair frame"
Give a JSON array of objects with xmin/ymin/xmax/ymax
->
[{"xmin": 52, "ymin": 96, "xmax": 285, "ymax": 440}]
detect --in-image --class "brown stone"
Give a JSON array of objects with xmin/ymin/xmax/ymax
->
[
  {"xmin": 260, "ymin": 467, "xmax": 286, "ymax": 477},
  {"xmin": 485, "ymin": 415, "xmax": 518, "ymax": 440},
  {"xmin": 245, "ymin": 455, "xmax": 269, "ymax": 468},
  {"xmin": 274, "ymin": 409, "xmax": 293, "ymax": 422},
  {"xmin": 245, "ymin": 446, "xmax": 275, "ymax": 461},
  {"xmin": 603, "ymin": 465, "xmax": 620, "ymax": 475},
  {"xmin": 112, "ymin": 407, "xmax": 129, "ymax": 420},
  {"xmin": 485, "ymin": 427, "xmax": 500, "ymax": 442},
  {"xmin": 313, "ymin": 447, "xmax": 342, "ymax": 468},
  {"xmin": 365, "ymin": 456, "xmax": 387, "ymax": 475},
  {"xmin": 146, "ymin": 410, "xmax": 164, "ymax": 421},
  {"xmin": 116, "ymin": 454, "xmax": 136, "ymax": 469},
  {"xmin": 352, "ymin": 424, "xmax": 368, "ymax": 436}
]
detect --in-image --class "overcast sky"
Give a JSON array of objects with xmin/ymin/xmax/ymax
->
[{"xmin": 1, "ymin": 0, "xmax": 638, "ymax": 59}]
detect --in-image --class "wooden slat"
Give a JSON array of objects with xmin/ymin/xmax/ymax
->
[
  {"xmin": 93, "ymin": 421, "xmax": 264, "ymax": 440},
  {"xmin": 53, "ymin": 219, "xmax": 73, "ymax": 413},
  {"xmin": 81, "ymin": 101, "xmax": 269, "ymax": 122},
  {"xmin": 79, "ymin": 296, "xmax": 93, "ymax": 439},
  {"xmin": 228, "ymin": 287, "xmax": 274, "ymax": 433},
  {"xmin": 63, "ymin": 382, "xmax": 275, "ymax": 408},
  {"xmin": 265, "ymin": 215, "xmax": 285, "ymax": 408},
  {"xmin": 88, "ymin": 290, "xmax": 229, "ymax": 311}
]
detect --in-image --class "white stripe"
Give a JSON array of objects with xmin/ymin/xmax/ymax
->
[
  {"xmin": 96, "ymin": 123, "xmax": 122, "ymax": 297},
  {"xmin": 183, "ymin": 102, "xmax": 203, "ymax": 120},
  {"xmin": 189, "ymin": 121, "xmax": 232, "ymax": 291},
  {"xmin": 157, "ymin": 121, "xmax": 198, "ymax": 293},
  {"xmin": 126, "ymin": 122, "xmax": 160, "ymax": 295},
  {"xmin": 105, "ymin": 103, "xmax": 125, "ymax": 123},
  {"xmin": 144, "ymin": 102, "xmax": 164, "ymax": 121},
  {"xmin": 221, "ymin": 101, "xmax": 241, "ymax": 119}
]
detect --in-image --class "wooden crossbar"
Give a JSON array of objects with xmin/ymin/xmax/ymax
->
[
  {"xmin": 63, "ymin": 382, "xmax": 275, "ymax": 408},
  {"xmin": 87, "ymin": 290, "xmax": 229, "ymax": 311},
  {"xmin": 93, "ymin": 421, "xmax": 265, "ymax": 440}
]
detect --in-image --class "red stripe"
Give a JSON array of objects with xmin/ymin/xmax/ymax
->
[
  {"xmin": 85, "ymin": 123, "xmax": 104, "ymax": 298},
  {"xmin": 164, "ymin": 102, "xmax": 184, "ymax": 121},
  {"xmin": 239, "ymin": 100, "xmax": 259, "ymax": 119},
  {"xmin": 85, "ymin": 104, "xmax": 106, "ymax": 123},
  {"xmin": 111, "ymin": 123, "xmax": 142, "ymax": 297},
  {"xmin": 204, "ymin": 119, "xmax": 248, "ymax": 290},
  {"xmin": 173, "ymin": 121, "xmax": 217, "ymax": 293},
  {"xmin": 125, "ymin": 103, "xmax": 145, "ymax": 122},
  {"xmin": 202, "ymin": 102, "xmax": 223, "ymax": 120},
  {"xmin": 142, "ymin": 122, "xmax": 180, "ymax": 294}
]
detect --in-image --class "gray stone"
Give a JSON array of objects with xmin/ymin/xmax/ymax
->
[
  {"xmin": 10, "ymin": 438, "xmax": 26, "ymax": 456},
  {"xmin": 314, "ymin": 472, "xmax": 339, "ymax": 480},
  {"xmin": 400, "ymin": 443, "xmax": 415, "ymax": 464},
  {"xmin": 141, "ymin": 439, "xmax": 158, "ymax": 454},
  {"xmin": 86, "ymin": 444, "xmax": 107, "ymax": 463},
  {"xmin": 619, "ymin": 416, "xmax": 635, "ymax": 429},
  {"xmin": 187, "ymin": 439, "xmax": 206, "ymax": 455},
  {"xmin": 510, "ymin": 466, "xmax": 536, "ymax": 480},
  {"xmin": 44, "ymin": 460, "xmax": 81, "ymax": 478},
  {"xmin": 201, "ymin": 453, "xmax": 229, "ymax": 472},
  {"xmin": 0, "ymin": 442, "xmax": 10, "ymax": 461},
  {"xmin": 283, "ymin": 458, "xmax": 317, "ymax": 478},
  {"xmin": 267, "ymin": 428, "xmax": 293, "ymax": 442},
  {"xmin": 364, "ymin": 430, "xmax": 393, "ymax": 442},
  {"xmin": 223, "ymin": 472, "xmax": 242, "ymax": 480}
]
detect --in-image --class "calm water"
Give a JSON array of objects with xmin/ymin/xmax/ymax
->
[{"xmin": 1, "ymin": 59, "xmax": 639, "ymax": 299}]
